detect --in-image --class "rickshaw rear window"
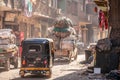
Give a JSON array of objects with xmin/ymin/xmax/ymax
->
[{"xmin": 28, "ymin": 45, "xmax": 42, "ymax": 52}]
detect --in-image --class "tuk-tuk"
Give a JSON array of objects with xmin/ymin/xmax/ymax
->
[{"xmin": 19, "ymin": 38, "xmax": 54, "ymax": 78}]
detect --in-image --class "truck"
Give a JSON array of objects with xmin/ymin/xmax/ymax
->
[
  {"xmin": 0, "ymin": 29, "xmax": 19, "ymax": 71},
  {"xmin": 47, "ymin": 17, "xmax": 78, "ymax": 62}
]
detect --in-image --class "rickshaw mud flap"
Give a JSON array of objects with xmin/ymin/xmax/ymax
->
[{"xmin": 20, "ymin": 68, "xmax": 50, "ymax": 71}]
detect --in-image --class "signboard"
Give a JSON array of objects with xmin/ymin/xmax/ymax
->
[{"xmin": 4, "ymin": 12, "xmax": 17, "ymax": 22}]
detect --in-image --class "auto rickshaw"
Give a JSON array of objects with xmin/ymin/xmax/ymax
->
[{"xmin": 19, "ymin": 38, "xmax": 54, "ymax": 78}]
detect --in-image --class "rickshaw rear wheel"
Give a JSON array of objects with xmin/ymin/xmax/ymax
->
[
  {"xmin": 68, "ymin": 51, "xmax": 72, "ymax": 63},
  {"xmin": 20, "ymin": 75, "xmax": 25, "ymax": 78},
  {"xmin": 51, "ymin": 53, "xmax": 54, "ymax": 66},
  {"xmin": 20, "ymin": 71, "xmax": 25, "ymax": 78},
  {"xmin": 46, "ymin": 69, "xmax": 52, "ymax": 78}
]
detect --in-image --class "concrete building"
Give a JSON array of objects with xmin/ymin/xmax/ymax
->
[
  {"xmin": 0, "ymin": 0, "xmax": 106, "ymax": 46},
  {"xmin": 32, "ymin": 0, "xmax": 58, "ymax": 37},
  {"xmin": 0, "ymin": 0, "xmax": 58, "ymax": 39},
  {"xmin": 0, "ymin": 0, "xmax": 41, "ymax": 39}
]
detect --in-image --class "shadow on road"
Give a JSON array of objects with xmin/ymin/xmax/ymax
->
[
  {"xmin": 53, "ymin": 68, "xmax": 88, "ymax": 80},
  {"xmin": 54, "ymin": 59, "xmax": 70, "ymax": 66},
  {"xmin": 53, "ymin": 68, "xmax": 107, "ymax": 80},
  {"xmin": 0, "ymin": 66, "xmax": 20, "ymax": 73},
  {"xmin": 0, "ymin": 67, "xmax": 6, "ymax": 72},
  {"xmin": 12, "ymin": 74, "xmax": 50, "ymax": 80}
]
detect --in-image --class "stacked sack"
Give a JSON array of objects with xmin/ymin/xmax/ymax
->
[
  {"xmin": 52, "ymin": 17, "xmax": 76, "ymax": 38},
  {"xmin": 47, "ymin": 17, "xmax": 76, "ymax": 49},
  {"xmin": 0, "ymin": 29, "xmax": 16, "ymax": 44},
  {"xmin": 0, "ymin": 29, "xmax": 17, "ymax": 52}
]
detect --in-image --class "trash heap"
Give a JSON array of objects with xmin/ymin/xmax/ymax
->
[
  {"xmin": 0, "ymin": 29, "xmax": 17, "ymax": 53},
  {"xmin": 95, "ymin": 37, "xmax": 120, "ymax": 73}
]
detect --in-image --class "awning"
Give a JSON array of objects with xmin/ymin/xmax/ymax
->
[
  {"xmin": 0, "ymin": 6, "xmax": 11, "ymax": 11},
  {"xmin": 79, "ymin": 22, "xmax": 91, "ymax": 26},
  {"xmin": 4, "ymin": 22, "xmax": 18, "ymax": 25},
  {"xmin": 93, "ymin": 0, "xmax": 108, "ymax": 11},
  {"xmin": 94, "ymin": 0, "xmax": 108, "ymax": 7},
  {"xmin": 33, "ymin": 12, "xmax": 55, "ymax": 20},
  {"xmin": 93, "ymin": 0, "xmax": 108, "ymax": 17}
]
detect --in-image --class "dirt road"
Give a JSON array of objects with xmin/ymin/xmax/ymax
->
[{"xmin": 0, "ymin": 54, "xmax": 89, "ymax": 80}]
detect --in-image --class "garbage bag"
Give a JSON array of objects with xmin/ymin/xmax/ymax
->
[
  {"xmin": 111, "ymin": 38, "xmax": 120, "ymax": 47},
  {"xmin": 106, "ymin": 70, "xmax": 120, "ymax": 80},
  {"xmin": 96, "ymin": 38, "xmax": 112, "ymax": 52}
]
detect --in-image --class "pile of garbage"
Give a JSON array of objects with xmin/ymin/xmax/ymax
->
[
  {"xmin": 96, "ymin": 38, "xmax": 112, "ymax": 52},
  {"xmin": 48, "ymin": 17, "xmax": 76, "ymax": 38},
  {"xmin": 0, "ymin": 29, "xmax": 16, "ymax": 43},
  {"xmin": 106, "ymin": 70, "xmax": 120, "ymax": 80},
  {"xmin": 0, "ymin": 29, "xmax": 17, "ymax": 53},
  {"xmin": 95, "ymin": 37, "xmax": 120, "ymax": 73},
  {"xmin": 47, "ymin": 17, "xmax": 77, "ymax": 50}
]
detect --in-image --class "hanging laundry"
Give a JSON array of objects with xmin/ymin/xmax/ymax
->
[
  {"xmin": 104, "ymin": 18, "xmax": 108, "ymax": 29},
  {"xmin": 99, "ymin": 10, "xmax": 108, "ymax": 31},
  {"xmin": 24, "ymin": 0, "xmax": 33, "ymax": 17}
]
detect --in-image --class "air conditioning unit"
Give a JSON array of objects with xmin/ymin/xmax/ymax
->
[{"xmin": 57, "ymin": 9, "xmax": 61, "ymax": 14}]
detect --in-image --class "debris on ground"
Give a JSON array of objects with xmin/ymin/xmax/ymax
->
[{"xmin": 106, "ymin": 70, "xmax": 120, "ymax": 80}]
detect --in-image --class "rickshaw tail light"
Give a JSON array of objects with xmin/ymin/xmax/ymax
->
[{"xmin": 22, "ymin": 60, "xmax": 26, "ymax": 65}]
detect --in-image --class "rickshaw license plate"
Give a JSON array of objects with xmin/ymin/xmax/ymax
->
[{"xmin": 28, "ymin": 64, "xmax": 34, "ymax": 67}]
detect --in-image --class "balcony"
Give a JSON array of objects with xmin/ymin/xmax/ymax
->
[
  {"xmin": 0, "ymin": 0, "xmax": 58, "ymax": 18},
  {"xmin": 0, "ymin": 0, "xmax": 23, "ymax": 11},
  {"xmin": 33, "ymin": 1, "xmax": 58, "ymax": 19}
]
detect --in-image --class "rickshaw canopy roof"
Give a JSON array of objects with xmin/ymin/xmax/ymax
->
[{"xmin": 22, "ymin": 38, "xmax": 54, "ymax": 44}]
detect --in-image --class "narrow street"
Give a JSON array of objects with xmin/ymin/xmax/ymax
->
[
  {"xmin": 0, "ymin": 53, "xmax": 89, "ymax": 80},
  {"xmin": 0, "ymin": 0, "xmax": 120, "ymax": 80}
]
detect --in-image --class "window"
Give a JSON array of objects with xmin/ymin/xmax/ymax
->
[
  {"xmin": 67, "ymin": 1, "xmax": 72, "ymax": 13},
  {"xmin": 72, "ymin": 1, "xmax": 78, "ymax": 16},
  {"xmin": 28, "ymin": 45, "xmax": 42, "ymax": 52}
]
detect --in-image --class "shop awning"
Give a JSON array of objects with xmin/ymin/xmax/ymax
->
[
  {"xmin": 93, "ymin": 0, "xmax": 108, "ymax": 17},
  {"xmin": 93, "ymin": 0, "xmax": 108, "ymax": 11},
  {"xmin": 79, "ymin": 22, "xmax": 91, "ymax": 26}
]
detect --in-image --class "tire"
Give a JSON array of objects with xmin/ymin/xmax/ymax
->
[
  {"xmin": 52, "ymin": 53, "xmax": 54, "ymax": 66},
  {"xmin": 4, "ymin": 58, "xmax": 10, "ymax": 71},
  {"xmin": 14, "ymin": 58, "xmax": 18, "ymax": 68},
  {"xmin": 74, "ymin": 52, "xmax": 78, "ymax": 60},
  {"xmin": 46, "ymin": 69, "xmax": 52, "ymax": 78},
  {"xmin": 14, "ymin": 57, "xmax": 18, "ymax": 68},
  {"xmin": 68, "ymin": 51, "xmax": 72, "ymax": 63},
  {"xmin": 19, "ymin": 71, "xmax": 25, "ymax": 78},
  {"xmin": 20, "ymin": 75, "xmax": 25, "ymax": 78}
]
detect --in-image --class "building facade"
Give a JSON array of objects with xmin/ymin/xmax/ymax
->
[
  {"xmin": 52, "ymin": 0, "xmax": 90, "ymax": 46},
  {"xmin": 0, "ymin": 0, "xmax": 58, "ymax": 39}
]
